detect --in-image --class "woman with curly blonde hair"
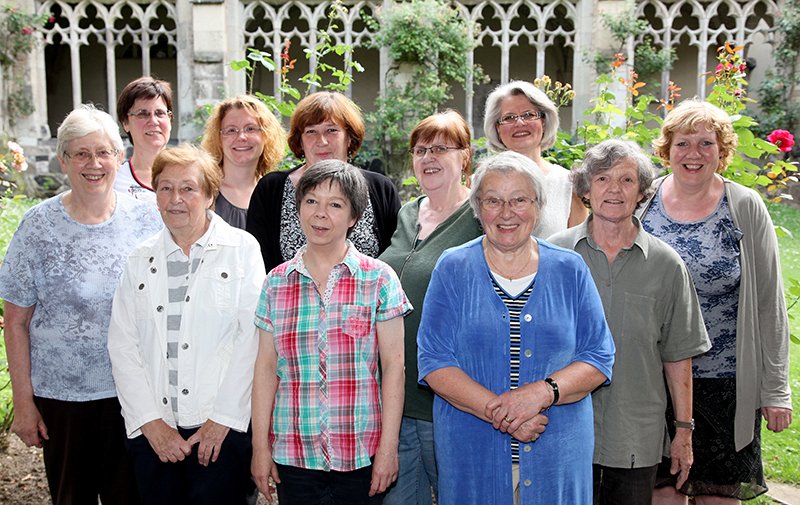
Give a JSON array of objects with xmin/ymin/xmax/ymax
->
[
  {"xmin": 639, "ymin": 99, "xmax": 792, "ymax": 505},
  {"xmin": 201, "ymin": 95, "xmax": 286, "ymax": 229}
]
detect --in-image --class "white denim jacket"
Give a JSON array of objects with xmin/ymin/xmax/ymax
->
[{"xmin": 108, "ymin": 213, "xmax": 266, "ymax": 438}]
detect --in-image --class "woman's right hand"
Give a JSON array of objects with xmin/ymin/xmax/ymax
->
[
  {"xmin": 251, "ymin": 446, "xmax": 280, "ymax": 500},
  {"xmin": 140, "ymin": 419, "xmax": 192, "ymax": 463},
  {"xmin": 11, "ymin": 397, "xmax": 48, "ymax": 448}
]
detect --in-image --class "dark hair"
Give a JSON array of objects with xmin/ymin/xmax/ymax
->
[
  {"xmin": 288, "ymin": 92, "xmax": 365, "ymax": 160},
  {"xmin": 117, "ymin": 76, "xmax": 174, "ymax": 142},
  {"xmin": 295, "ymin": 160, "xmax": 369, "ymax": 236}
]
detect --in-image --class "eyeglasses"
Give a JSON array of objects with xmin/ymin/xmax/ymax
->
[
  {"xmin": 127, "ymin": 109, "xmax": 172, "ymax": 121},
  {"xmin": 478, "ymin": 196, "xmax": 536, "ymax": 212},
  {"xmin": 409, "ymin": 145, "xmax": 463, "ymax": 158},
  {"xmin": 220, "ymin": 125, "xmax": 262, "ymax": 137},
  {"xmin": 496, "ymin": 111, "xmax": 544, "ymax": 125},
  {"xmin": 64, "ymin": 148, "xmax": 119, "ymax": 164}
]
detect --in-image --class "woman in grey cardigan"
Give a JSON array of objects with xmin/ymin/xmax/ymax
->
[{"xmin": 638, "ymin": 100, "xmax": 791, "ymax": 505}]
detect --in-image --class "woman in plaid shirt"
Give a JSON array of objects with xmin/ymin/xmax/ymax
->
[{"xmin": 251, "ymin": 160, "xmax": 412, "ymax": 504}]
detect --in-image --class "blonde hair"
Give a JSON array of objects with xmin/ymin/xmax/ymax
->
[
  {"xmin": 152, "ymin": 144, "xmax": 223, "ymax": 202},
  {"xmin": 201, "ymin": 95, "xmax": 286, "ymax": 179},
  {"xmin": 654, "ymin": 99, "xmax": 737, "ymax": 173}
]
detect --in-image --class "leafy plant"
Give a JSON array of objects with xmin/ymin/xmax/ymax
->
[
  {"xmin": 229, "ymin": 0, "xmax": 363, "ymax": 119},
  {"xmin": 0, "ymin": 6, "xmax": 52, "ymax": 124},
  {"xmin": 365, "ymin": 0, "xmax": 484, "ymax": 175},
  {"xmin": 753, "ymin": 0, "xmax": 800, "ymax": 140},
  {"xmin": 592, "ymin": 1, "xmax": 675, "ymax": 82}
]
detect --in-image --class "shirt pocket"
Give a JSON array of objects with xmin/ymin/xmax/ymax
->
[
  {"xmin": 201, "ymin": 265, "xmax": 242, "ymax": 311},
  {"xmin": 342, "ymin": 304, "xmax": 373, "ymax": 339},
  {"xmin": 622, "ymin": 293, "xmax": 659, "ymax": 353}
]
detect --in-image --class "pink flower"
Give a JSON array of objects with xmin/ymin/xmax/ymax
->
[
  {"xmin": 21, "ymin": 26, "xmax": 34, "ymax": 35},
  {"xmin": 767, "ymin": 129, "xmax": 795, "ymax": 153},
  {"xmin": 7, "ymin": 141, "xmax": 23, "ymax": 154},
  {"xmin": 48, "ymin": 15, "xmax": 55, "ymax": 24}
]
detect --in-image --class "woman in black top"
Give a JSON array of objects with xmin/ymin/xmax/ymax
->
[{"xmin": 247, "ymin": 92, "xmax": 400, "ymax": 271}]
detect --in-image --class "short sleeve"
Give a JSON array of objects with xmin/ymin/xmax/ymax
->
[
  {"xmin": 376, "ymin": 264, "xmax": 412, "ymax": 322},
  {"xmin": 0, "ymin": 213, "xmax": 39, "ymax": 307},
  {"xmin": 254, "ymin": 275, "xmax": 274, "ymax": 332}
]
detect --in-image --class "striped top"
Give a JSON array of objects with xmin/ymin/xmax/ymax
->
[
  {"xmin": 489, "ymin": 272, "xmax": 535, "ymax": 463},
  {"xmin": 164, "ymin": 231, "xmax": 209, "ymax": 424}
]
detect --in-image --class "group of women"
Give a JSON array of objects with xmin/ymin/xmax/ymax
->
[{"xmin": 0, "ymin": 74, "xmax": 791, "ymax": 505}]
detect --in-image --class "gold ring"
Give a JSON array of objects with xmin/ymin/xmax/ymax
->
[{"xmin": 503, "ymin": 416, "xmax": 513, "ymax": 423}]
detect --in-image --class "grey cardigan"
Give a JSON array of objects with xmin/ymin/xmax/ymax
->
[{"xmin": 638, "ymin": 175, "xmax": 791, "ymax": 450}]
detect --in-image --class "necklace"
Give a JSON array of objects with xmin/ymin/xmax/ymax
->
[{"xmin": 484, "ymin": 243, "xmax": 534, "ymax": 281}]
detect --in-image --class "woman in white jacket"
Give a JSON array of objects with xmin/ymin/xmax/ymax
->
[{"xmin": 108, "ymin": 144, "xmax": 266, "ymax": 505}]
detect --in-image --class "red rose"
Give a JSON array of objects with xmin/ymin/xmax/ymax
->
[
  {"xmin": 21, "ymin": 26, "xmax": 34, "ymax": 35},
  {"xmin": 48, "ymin": 15, "xmax": 55, "ymax": 23},
  {"xmin": 767, "ymin": 129, "xmax": 795, "ymax": 153}
]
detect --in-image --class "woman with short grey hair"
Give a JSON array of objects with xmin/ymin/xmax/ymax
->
[
  {"xmin": 483, "ymin": 80, "xmax": 588, "ymax": 237},
  {"xmin": 550, "ymin": 139, "xmax": 709, "ymax": 505},
  {"xmin": 0, "ymin": 104, "xmax": 162, "ymax": 504},
  {"xmin": 570, "ymin": 138, "xmax": 656, "ymax": 206}
]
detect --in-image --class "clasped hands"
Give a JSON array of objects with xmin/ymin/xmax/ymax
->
[
  {"xmin": 484, "ymin": 381, "xmax": 552, "ymax": 443},
  {"xmin": 141, "ymin": 418, "xmax": 230, "ymax": 466}
]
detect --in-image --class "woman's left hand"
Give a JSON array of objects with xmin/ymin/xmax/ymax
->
[
  {"xmin": 187, "ymin": 419, "xmax": 230, "ymax": 466},
  {"xmin": 485, "ymin": 381, "xmax": 553, "ymax": 433},
  {"xmin": 763, "ymin": 406, "xmax": 792, "ymax": 433},
  {"xmin": 509, "ymin": 413, "xmax": 549, "ymax": 443},
  {"xmin": 369, "ymin": 446, "xmax": 399, "ymax": 496}
]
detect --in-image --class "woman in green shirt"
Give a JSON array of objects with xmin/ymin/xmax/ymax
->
[{"xmin": 379, "ymin": 110, "xmax": 482, "ymax": 505}]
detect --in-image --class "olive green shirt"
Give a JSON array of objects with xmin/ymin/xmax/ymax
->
[
  {"xmin": 549, "ymin": 217, "xmax": 710, "ymax": 468},
  {"xmin": 379, "ymin": 197, "xmax": 482, "ymax": 421}
]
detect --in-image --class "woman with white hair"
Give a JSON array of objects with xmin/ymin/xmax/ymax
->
[
  {"xmin": 483, "ymin": 80, "xmax": 588, "ymax": 237},
  {"xmin": 417, "ymin": 151, "xmax": 615, "ymax": 504},
  {"xmin": 0, "ymin": 104, "xmax": 162, "ymax": 504}
]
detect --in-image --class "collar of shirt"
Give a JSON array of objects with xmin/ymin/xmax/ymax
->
[
  {"xmin": 285, "ymin": 240, "xmax": 360, "ymax": 280},
  {"xmin": 163, "ymin": 210, "xmax": 216, "ymax": 259},
  {"xmin": 572, "ymin": 215, "xmax": 651, "ymax": 260}
]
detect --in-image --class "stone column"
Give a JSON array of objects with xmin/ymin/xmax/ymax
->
[{"xmin": 177, "ymin": 0, "xmax": 229, "ymax": 143}]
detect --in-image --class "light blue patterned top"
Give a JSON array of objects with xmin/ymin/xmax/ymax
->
[
  {"xmin": 642, "ymin": 189, "xmax": 742, "ymax": 378},
  {"xmin": 0, "ymin": 192, "xmax": 162, "ymax": 401}
]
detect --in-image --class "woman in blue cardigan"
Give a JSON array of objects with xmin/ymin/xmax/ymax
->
[{"xmin": 417, "ymin": 151, "xmax": 615, "ymax": 505}]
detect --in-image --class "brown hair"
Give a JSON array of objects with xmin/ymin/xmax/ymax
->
[
  {"xmin": 117, "ymin": 76, "xmax": 173, "ymax": 143},
  {"xmin": 201, "ymin": 95, "xmax": 287, "ymax": 179},
  {"xmin": 288, "ymin": 92, "xmax": 365, "ymax": 160},
  {"xmin": 410, "ymin": 109, "xmax": 474, "ymax": 180},
  {"xmin": 653, "ymin": 99, "xmax": 737, "ymax": 173},
  {"xmin": 152, "ymin": 144, "xmax": 222, "ymax": 203}
]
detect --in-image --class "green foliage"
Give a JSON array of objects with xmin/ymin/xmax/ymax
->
[
  {"xmin": 594, "ymin": 2, "xmax": 675, "ymax": 81},
  {"xmin": 753, "ymin": 0, "xmax": 800, "ymax": 139},
  {"xmin": 546, "ymin": 54, "xmax": 665, "ymax": 170},
  {"xmin": 0, "ymin": 7, "xmax": 51, "ymax": 124},
  {"xmin": 366, "ymin": 0, "xmax": 483, "ymax": 175},
  {"xmin": 0, "ymin": 195, "xmax": 38, "ymax": 444},
  {"xmin": 229, "ymin": 0, "xmax": 362, "ymax": 119}
]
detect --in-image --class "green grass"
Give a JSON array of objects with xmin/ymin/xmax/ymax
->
[{"xmin": 760, "ymin": 203, "xmax": 800, "ymax": 489}]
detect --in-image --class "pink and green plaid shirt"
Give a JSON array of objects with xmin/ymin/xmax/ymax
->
[{"xmin": 255, "ymin": 243, "xmax": 412, "ymax": 472}]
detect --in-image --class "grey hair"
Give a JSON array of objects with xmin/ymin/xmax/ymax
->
[
  {"xmin": 295, "ymin": 159, "xmax": 369, "ymax": 236},
  {"xmin": 483, "ymin": 80, "xmax": 560, "ymax": 152},
  {"xmin": 571, "ymin": 139, "xmax": 656, "ymax": 208},
  {"xmin": 56, "ymin": 104, "xmax": 124, "ymax": 158},
  {"xmin": 469, "ymin": 151, "xmax": 546, "ymax": 219}
]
